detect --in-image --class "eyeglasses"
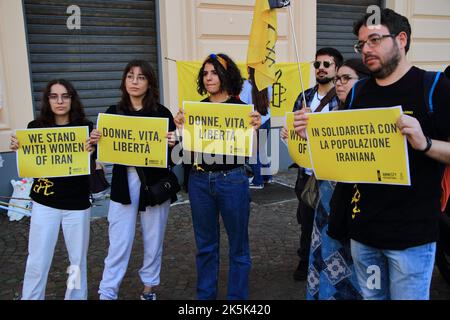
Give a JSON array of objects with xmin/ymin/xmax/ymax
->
[
  {"xmin": 333, "ymin": 75, "xmax": 356, "ymax": 85},
  {"xmin": 48, "ymin": 93, "xmax": 71, "ymax": 102},
  {"xmin": 126, "ymin": 74, "xmax": 147, "ymax": 82},
  {"xmin": 313, "ymin": 61, "xmax": 334, "ymax": 69},
  {"xmin": 354, "ymin": 34, "xmax": 397, "ymax": 53}
]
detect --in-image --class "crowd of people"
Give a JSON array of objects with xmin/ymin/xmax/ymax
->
[{"xmin": 9, "ymin": 8, "xmax": 450, "ymax": 300}]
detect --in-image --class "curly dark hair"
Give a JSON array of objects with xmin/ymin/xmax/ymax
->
[
  {"xmin": 339, "ymin": 58, "xmax": 371, "ymax": 79},
  {"xmin": 353, "ymin": 8, "xmax": 412, "ymax": 54},
  {"xmin": 118, "ymin": 59, "xmax": 159, "ymax": 113},
  {"xmin": 38, "ymin": 79, "xmax": 87, "ymax": 126},
  {"xmin": 197, "ymin": 53, "xmax": 243, "ymax": 97}
]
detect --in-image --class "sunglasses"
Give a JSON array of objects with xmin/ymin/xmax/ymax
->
[{"xmin": 313, "ymin": 61, "xmax": 334, "ymax": 69}]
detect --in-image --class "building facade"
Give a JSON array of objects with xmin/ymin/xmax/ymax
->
[{"xmin": 0, "ymin": 0, "xmax": 449, "ymax": 199}]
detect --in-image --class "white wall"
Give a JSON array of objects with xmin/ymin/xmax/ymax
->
[
  {"xmin": 386, "ymin": 0, "xmax": 450, "ymax": 70},
  {"xmin": 158, "ymin": 0, "xmax": 317, "ymax": 120},
  {"xmin": 0, "ymin": 0, "xmax": 34, "ymax": 152}
]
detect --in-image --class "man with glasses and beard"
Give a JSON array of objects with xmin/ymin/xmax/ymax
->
[
  {"xmin": 294, "ymin": 9, "xmax": 450, "ymax": 299},
  {"xmin": 290, "ymin": 47, "xmax": 343, "ymax": 281}
]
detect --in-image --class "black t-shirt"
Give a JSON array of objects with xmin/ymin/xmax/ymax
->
[
  {"xmin": 28, "ymin": 119, "xmax": 93, "ymax": 210},
  {"xmin": 344, "ymin": 66, "xmax": 450, "ymax": 249},
  {"xmin": 189, "ymin": 96, "xmax": 247, "ymax": 172}
]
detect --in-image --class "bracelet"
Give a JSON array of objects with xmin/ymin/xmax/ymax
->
[{"xmin": 421, "ymin": 136, "xmax": 432, "ymax": 153}]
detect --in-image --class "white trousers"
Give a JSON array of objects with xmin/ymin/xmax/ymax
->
[
  {"xmin": 99, "ymin": 167, "xmax": 170, "ymax": 300},
  {"xmin": 22, "ymin": 202, "xmax": 90, "ymax": 300}
]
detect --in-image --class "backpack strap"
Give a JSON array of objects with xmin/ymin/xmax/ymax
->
[
  {"xmin": 348, "ymin": 78, "xmax": 369, "ymax": 109},
  {"xmin": 423, "ymin": 71, "xmax": 442, "ymax": 113}
]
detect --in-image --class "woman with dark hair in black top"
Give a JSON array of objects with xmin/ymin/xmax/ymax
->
[
  {"xmin": 10, "ymin": 79, "xmax": 93, "ymax": 300},
  {"xmin": 90, "ymin": 60, "xmax": 176, "ymax": 301},
  {"xmin": 174, "ymin": 53, "xmax": 261, "ymax": 300}
]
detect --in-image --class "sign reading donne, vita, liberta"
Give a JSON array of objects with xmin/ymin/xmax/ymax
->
[
  {"xmin": 96, "ymin": 113, "xmax": 169, "ymax": 168},
  {"xmin": 182, "ymin": 101, "xmax": 254, "ymax": 157}
]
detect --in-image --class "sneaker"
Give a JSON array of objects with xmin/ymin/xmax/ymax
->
[
  {"xmin": 264, "ymin": 177, "xmax": 274, "ymax": 184},
  {"xmin": 249, "ymin": 182, "xmax": 264, "ymax": 189},
  {"xmin": 293, "ymin": 260, "xmax": 308, "ymax": 281},
  {"xmin": 140, "ymin": 292, "xmax": 157, "ymax": 300}
]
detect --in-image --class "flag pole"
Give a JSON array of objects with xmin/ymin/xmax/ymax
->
[{"xmin": 288, "ymin": 5, "xmax": 308, "ymax": 109}]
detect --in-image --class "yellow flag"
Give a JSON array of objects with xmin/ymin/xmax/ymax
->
[
  {"xmin": 247, "ymin": 0, "xmax": 277, "ymax": 90},
  {"xmin": 176, "ymin": 61, "xmax": 310, "ymax": 118}
]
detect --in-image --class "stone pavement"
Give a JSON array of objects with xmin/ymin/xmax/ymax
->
[{"xmin": 1, "ymin": 169, "xmax": 449, "ymax": 300}]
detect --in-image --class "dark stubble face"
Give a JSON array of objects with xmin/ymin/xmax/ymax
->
[
  {"xmin": 316, "ymin": 76, "xmax": 334, "ymax": 85},
  {"xmin": 369, "ymin": 41, "xmax": 401, "ymax": 79}
]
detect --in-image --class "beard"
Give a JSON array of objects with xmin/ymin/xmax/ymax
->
[
  {"xmin": 367, "ymin": 43, "xmax": 401, "ymax": 79},
  {"xmin": 316, "ymin": 76, "xmax": 334, "ymax": 84}
]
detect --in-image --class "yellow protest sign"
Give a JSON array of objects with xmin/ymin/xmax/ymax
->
[
  {"xmin": 97, "ymin": 114, "xmax": 168, "ymax": 168},
  {"xmin": 286, "ymin": 112, "xmax": 312, "ymax": 169},
  {"xmin": 306, "ymin": 106, "xmax": 410, "ymax": 185},
  {"xmin": 16, "ymin": 127, "xmax": 90, "ymax": 178},
  {"xmin": 182, "ymin": 101, "xmax": 254, "ymax": 157},
  {"xmin": 176, "ymin": 61, "xmax": 310, "ymax": 118}
]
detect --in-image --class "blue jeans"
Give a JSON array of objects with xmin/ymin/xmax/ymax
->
[
  {"xmin": 188, "ymin": 166, "xmax": 252, "ymax": 300},
  {"xmin": 350, "ymin": 240, "xmax": 436, "ymax": 300},
  {"xmin": 250, "ymin": 120, "xmax": 272, "ymax": 185}
]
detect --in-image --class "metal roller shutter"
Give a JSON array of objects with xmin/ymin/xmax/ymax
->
[
  {"xmin": 317, "ymin": 0, "xmax": 383, "ymax": 59},
  {"xmin": 23, "ymin": 0, "xmax": 158, "ymax": 122}
]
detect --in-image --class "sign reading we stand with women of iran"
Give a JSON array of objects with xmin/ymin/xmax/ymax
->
[
  {"xmin": 182, "ymin": 101, "xmax": 254, "ymax": 157},
  {"xmin": 96, "ymin": 113, "xmax": 169, "ymax": 168},
  {"xmin": 305, "ymin": 106, "xmax": 411, "ymax": 185},
  {"xmin": 16, "ymin": 126, "xmax": 90, "ymax": 178}
]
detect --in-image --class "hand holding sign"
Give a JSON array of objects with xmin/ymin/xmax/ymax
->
[
  {"xmin": 293, "ymin": 109, "xmax": 309, "ymax": 139},
  {"xmin": 166, "ymin": 132, "xmax": 176, "ymax": 147},
  {"xmin": 10, "ymin": 134, "xmax": 19, "ymax": 151},
  {"xmin": 174, "ymin": 109, "xmax": 185, "ymax": 130},
  {"xmin": 397, "ymin": 114, "xmax": 428, "ymax": 151},
  {"xmin": 89, "ymin": 129, "xmax": 102, "ymax": 145},
  {"xmin": 249, "ymin": 111, "xmax": 262, "ymax": 129}
]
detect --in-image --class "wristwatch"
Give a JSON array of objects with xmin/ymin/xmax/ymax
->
[{"xmin": 421, "ymin": 136, "xmax": 432, "ymax": 153}]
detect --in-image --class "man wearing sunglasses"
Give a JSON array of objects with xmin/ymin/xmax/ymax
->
[
  {"xmin": 295, "ymin": 8, "xmax": 450, "ymax": 300},
  {"xmin": 291, "ymin": 47, "xmax": 343, "ymax": 281}
]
